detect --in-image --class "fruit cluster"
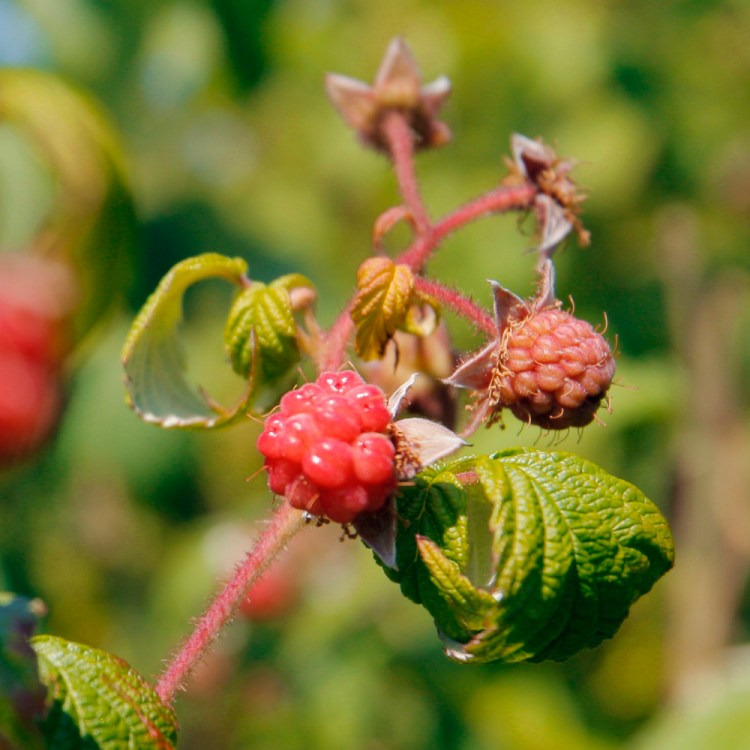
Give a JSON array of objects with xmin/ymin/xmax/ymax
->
[
  {"xmin": 493, "ymin": 307, "xmax": 615, "ymax": 429},
  {"xmin": 257, "ymin": 370, "xmax": 397, "ymax": 524}
]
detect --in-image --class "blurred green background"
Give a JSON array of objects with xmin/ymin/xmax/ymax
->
[{"xmin": 2, "ymin": 0, "xmax": 750, "ymax": 748}]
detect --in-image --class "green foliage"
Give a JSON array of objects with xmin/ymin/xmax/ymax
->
[
  {"xmin": 382, "ymin": 450, "xmax": 674, "ymax": 663},
  {"xmin": 122, "ymin": 253, "xmax": 256, "ymax": 429},
  {"xmin": 0, "ymin": 594, "xmax": 46, "ymax": 750},
  {"xmin": 224, "ymin": 273, "xmax": 312, "ymax": 382},
  {"xmin": 32, "ymin": 636, "xmax": 178, "ymax": 750}
]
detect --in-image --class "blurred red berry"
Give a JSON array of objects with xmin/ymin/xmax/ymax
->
[
  {"xmin": 0, "ymin": 255, "xmax": 76, "ymax": 466},
  {"xmin": 239, "ymin": 564, "xmax": 298, "ymax": 621},
  {"xmin": 0, "ymin": 349, "xmax": 61, "ymax": 464}
]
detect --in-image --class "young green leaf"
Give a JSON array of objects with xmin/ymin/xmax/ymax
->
[
  {"xmin": 378, "ymin": 449, "xmax": 674, "ymax": 663},
  {"xmin": 31, "ymin": 635, "xmax": 178, "ymax": 749},
  {"xmin": 224, "ymin": 273, "xmax": 312, "ymax": 383},
  {"xmin": 122, "ymin": 253, "xmax": 256, "ymax": 429}
]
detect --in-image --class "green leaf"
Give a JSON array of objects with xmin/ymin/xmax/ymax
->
[
  {"xmin": 224, "ymin": 273, "xmax": 312, "ymax": 383},
  {"xmin": 31, "ymin": 635, "xmax": 178, "ymax": 750},
  {"xmin": 0, "ymin": 594, "xmax": 47, "ymax": 750},
  {"xmin": 122, "ymin": 253, "xmax": 255, "ymax": 429},
  {"xmin": 0, "ymin": 69, "xmax": 137, "ymax": 343},
  {"xmin": 380, "ymin": 449, "xmax": 674, "ymax": 664}
]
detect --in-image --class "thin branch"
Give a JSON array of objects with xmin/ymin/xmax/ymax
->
[
  {"xmin": 156, "ymin": 504, "xmax": 307, "ymax": 705},
  {"xmin": 318, "ymin": 302, "xmax": 356, "ymax": 373},
  {"xmin": 398, "ymin": 183, "xmax": 536, "ymax": 271},
  {"xmin": 415, "ymin": 276, "xmax": 497, "ymax": 337},
  {"xmin": 381, "ymin": 111, "xmax": 431, "ymax": 234},
  {"xmin": 433, "ymin": 183, "xmax": 537, "ymax": 243}
]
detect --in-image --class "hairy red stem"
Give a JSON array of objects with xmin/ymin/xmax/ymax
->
[
  {"xmin": 382, "ymin": 112, "xmax": 431, "ymax": 234},
  {"xmin": 398, "ymin": 183, "xmax": 537, "ymax": 271},
  {"xmin": 314, "ymin": 116, "xmax": 535, "ymax": 370},
  {"xmin": 155, "ymin": 504, "xmax": 306, "ymax": 705},
  {"xmin": 433, "ymin": 183, "xmax": 537, "ymax": 242},
  {"xmin": 318, "ymin": 301, "xmax": 356, "ymax": 372},
  {"xmin": 414, "ymin": 276, "xmax": 497, "ymax": 337}
]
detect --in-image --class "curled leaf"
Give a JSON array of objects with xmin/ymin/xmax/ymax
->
[
  {"xmin": 122, "ymin": 253, "xmax": 255, "ymax": 429},
  {"xmin": 31, "ymin": 635, "xmax": 178, "ymax": 749},
  {"xmin": 378, "ymin": 449, "xmax": 674, "ymax": 664},
  {"xmin": 224, "ymin": 274, "xmax": 313, "ymax": 383}
]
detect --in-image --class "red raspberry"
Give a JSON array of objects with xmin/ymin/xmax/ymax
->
[
  {"xmin": 286, "ymin": 475, "xmax": 324, "ymax": 516},
  {"xmin": 257, "ymin": 370, "xmax": 397, "ymax": 524},
  {"xmin": 491, "ymin": 308, "xmax": 615, "ymax": 429},
  {"xmin": 278, "ymin": 413, "xmax": 321, "ymax": 463},
  {"xmin": 315, "ymin": 395, "xmax": 362, "ymax": 441},
  {"xmin": 256, "ymin": 414, "xmax": 287, "ymax": 459},
  {"xmin": 266, "ymin": 458, "xmax": 300, "ymax": 495},
  {"xmin": 318, "ymin": 370, "xmax": 364, "ymax": 393},
  {"xmin": 351, "ymin": 433, "xmax": 396, "ymax": 485},
  {"xmin": 279, "ymin": 383, "xmax": 322, "ymax": 415},
  {"xmin": 345, "ymin": 384, "xmax": 391, "ymax": 432},
  {"xmin": 302, "ymin": 438, "xmax": 354, "ymax": 488},
  {"xmin": 321, "ymin": 484, "xmax": 370, "ymax": 521}
]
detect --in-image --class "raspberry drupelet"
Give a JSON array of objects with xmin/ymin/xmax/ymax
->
[{"xmin": 257, "ymin": 370, "xmax": 397, "ymax": 524}]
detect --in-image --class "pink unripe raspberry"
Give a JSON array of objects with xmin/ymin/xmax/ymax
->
[{"xmin": 492, "ymin": 307, "xmax": 615, "ymax": 429}]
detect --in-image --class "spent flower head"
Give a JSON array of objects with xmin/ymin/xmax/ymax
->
[
  {"xmin": 505, "ymin": 134, "xmax": 591, "ymax": 256},
  {"xmin": 326, "ymin": 37, "xmax": 451, "ymax": 153}
]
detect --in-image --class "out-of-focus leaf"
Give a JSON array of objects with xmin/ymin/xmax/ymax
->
[
  {"xmin": 629, "ymin": 650, "xmax": 750, "ymax": 750},
  {"xmin": 32, "ymin": 635, "xmax": 178, "ymax": 749},
  {"xmin": 224, "ymin": 273, "xmax": 313, "ymax": 383},
  {"xmin": 0, "ymin": 594, "xmax": 47, "ymax": 750},
  {"xmin": 122, "ymin": 253, "xmax": 255, "ymax": 429},
  {"xmin": 379, "ymin": 449, "xmax": 674, "ymax": 663},
  {"xmin": 0, "ymin": 69, "xmax": 137, "ymax": 343}
]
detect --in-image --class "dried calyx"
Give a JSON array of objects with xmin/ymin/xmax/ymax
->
[{"xmin": 326, "ymin": 37, "xmax": 451, "ymax": 152}]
